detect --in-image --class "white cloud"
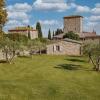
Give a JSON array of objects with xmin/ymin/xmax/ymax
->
[
  {"xmin": 33, "ymin": 0, "xmax": 68, "ymax": 12},
  {"xmin": 22, "ymin": 19, "xmax": 30, "ymax": 24},
  {"xmin": 7, "ymin": 3, "xmax": 32, "ymax": 20},
  {"xmin": 92, "ymin": 8, "xmax": 100, "ymax": 15},
  {"xmin": 8, "ymin": 12, "xmax": 29, "ymax": 20},
  {"xmin": 36, "ymin": 19, "xmax": 63, "ymax": 37},
  {"xmin": 86, "ymin": 22, "xmax": 98, "ymax": 26},
  {"xmin": 90, "ymin": 15, "xmax": 100, "ymax": 21},
  {"xmin": 82, "ymin": 3, "xmax": 100, "ymax": 33},
  {"xmin": 95, "ymin": 3, "xmax": 100, "ymax": 8},
  {"xmin": 84, "ymin": 21, "xmax": 100, "ymax": 34},
  {"xmin": 32, "ymin": 0, "xmax": 78, "ymax": 12},
  {"xmin": 84, "ymin": 15, "xmax": 100, "ymax": 34},
  {"xmin": 7, "ymin": 20, "xmax": 22, "ymax": 25},
  {"xmin": 5, "ymin": 3, "xmax": 32, "ymax": 31},
  {"xmin": 92, "ymin": 3, "xmax": 100, "ymax": 15},
  {"xmin": 7, "ymin": 3, "xmax": 32, "ymax": 12},
  {"xmin": 75, "ymin": 5, "xmax": 90, "ymax": 13},
  {"xmin": 4, "ymin": 20, "xmax": 23, "ymax": 31},
  {"xmin": 43, "ymin": 0, "xmax": 64, "ymax": 3},
  {"xmin": 39, "ymin": 20, "xmax": 59, "ymax": 25}
]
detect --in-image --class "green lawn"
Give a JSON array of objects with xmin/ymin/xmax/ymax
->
[{"xmin": 0, "ymin": 55, "xmax": 100, "ymax": 100}]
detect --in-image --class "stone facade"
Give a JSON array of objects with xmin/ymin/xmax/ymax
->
[
  {"xmin": 29, "ymin": 30, "xmax": 38, "ymax": 39},
  {"xmin": 8, "ymin": 26, "xmax": 38, "ymax": 39},
  {"xmin": 64, "ymin": 15, "xmax": 83, "ymax": 35},
  {"xmin": 47, "ymin": 39, "xmax": 82, "ymax": 56}
]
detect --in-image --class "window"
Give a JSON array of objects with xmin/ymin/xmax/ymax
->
[
  {"xmin": 56, "ymin": 45, "xmax": 60, "ymax": 51},
  {"xmin": 53, "ymin": 45, "xmax": 61, "ymax": 52}
]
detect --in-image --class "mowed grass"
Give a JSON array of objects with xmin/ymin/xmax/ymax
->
[{"xmin": 0, "ymin": 55, "xmax": 100, "ymax": 100}]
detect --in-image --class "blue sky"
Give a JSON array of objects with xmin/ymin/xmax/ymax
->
[{"xmin": 5, "ymin": 0, "xmax": 100, "ymax": 36}]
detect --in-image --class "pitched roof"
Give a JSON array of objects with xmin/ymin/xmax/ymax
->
[
  {"xmin": 53, "ymin": 33, "xmax": 64, "ymax": 39},
  {"xmin": 63, "ymin": 38, "xmax": 82, "ymax": 44},
  {"xmin": 47, "ymin": 38, "xmax": 82, "ymax": 46}
]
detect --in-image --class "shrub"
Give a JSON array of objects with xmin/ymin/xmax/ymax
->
[{"xmin": 63, "ymin": 31, "xmax": 79, "ymax": 40}]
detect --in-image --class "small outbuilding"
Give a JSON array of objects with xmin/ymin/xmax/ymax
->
[{"xmin": 46, "ymin": 38, "xmax": 82, "ymax": 56}]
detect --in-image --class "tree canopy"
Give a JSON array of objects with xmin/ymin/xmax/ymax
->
[
  {"xmin": 83, "ymin": 42, "xmax": 100, "ymax": 71},
  {"xmin": 0, "ymin": 0, "xmax": 7, "ymax": 38},
  {"xmin": 63, "ymin": 31, "xmax": 79, "ymax": 40}
]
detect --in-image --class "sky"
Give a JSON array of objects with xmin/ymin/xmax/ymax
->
[{"xmin": 4, "ymin": 0, "xmax": 100, "ymax": 37}]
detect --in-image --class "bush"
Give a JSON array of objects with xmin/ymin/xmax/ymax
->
[{"xmin": 63, "ymin": 31, "xmax": 79, "ymax": 40}]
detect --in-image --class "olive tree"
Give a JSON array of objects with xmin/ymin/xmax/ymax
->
[
  {"xmin": 0, "ymin": 38, "xmax": 19, "ymax": 63},
  {"xmin": 83, "ymin": 43, "xmax": 100, "ymax": 71},
  {"xmin": 0, "ymin": 38, "xmax": 20, "ymax": 63}
]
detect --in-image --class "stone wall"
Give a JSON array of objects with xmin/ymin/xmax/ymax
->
[
  {"xmin": 47, "ymin": 41, "xmax": 82, "ymax": 56},
  {"xmin": 82, "ymin": 38, "xmax": 100, "ymax": 45},
  {"xmin": 30, "ymin": 30, "xmax": 38, "ymax": 39}
]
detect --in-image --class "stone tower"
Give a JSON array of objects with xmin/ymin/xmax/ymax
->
[{"xmin": 63, "ymin": 15, "xmax": 83, "ymax": 35}]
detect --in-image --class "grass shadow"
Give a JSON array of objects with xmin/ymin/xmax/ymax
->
[
  {"xmin": 18, "ymin": 55, "xmax": 31, "ymax": 58},
  {"xmin": 0, "ymin": 60, "xmax": 7, "ymax": 63},
  {"xmin": 66, "ymin": 58, "xmax": 86, "ymax": 63},
  {"xmin": 68, "ymin": 55, "xmax": 83, "ymax": 58},
  {"xmin": 54, "ymin": 64, "xmax": 81, "ymax": 70}
]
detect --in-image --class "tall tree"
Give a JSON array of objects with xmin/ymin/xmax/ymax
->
[
  {"xmin": 0, "ymin": 0, "xmax": 7, "ymax": 38},
  {"xmin": 55, "ymin": 29, "xmax": 63, "ymax": 35},
  {"xmin": 48, "ymin": 29, "xmax": 51, "ymax": 40},
  {"xmin": 36, "ymin": 22, "xmax": 43, "ymax": 38},
  {"xmin": 53, "ymin": 31, "xmax": 55, "ymax": 37}
]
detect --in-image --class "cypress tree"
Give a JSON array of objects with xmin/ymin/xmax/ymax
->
[
  {"xmin": 48, "ymin": 29, "xmax": 51, "ymax": 40},
  {"xmin": 27, "ymin": 25, "xmax": 31, "ymax": 39},
  {"xmin": 36, "ymin": 22, "xmax": 43, "ymax": 38}
]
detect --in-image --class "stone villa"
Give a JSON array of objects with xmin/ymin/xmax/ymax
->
[
  {"xmin": 47, "ymin": 15, "xmax": 100, "ymax": 55},
  {"xmin": 53, "ymin": 15, "xmax": 100, "ymax": 44},
  {"xmin": 8, "ymin": 26, "xmax": 38, "ymax": 39}
]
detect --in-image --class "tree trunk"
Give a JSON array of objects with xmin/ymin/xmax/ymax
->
[
  {"xmin": 0, "ymin": 26, "xmax": 3, "ymax": 38},
  {"xmin": 29, "ymin": 50, "xmax": 33, "ymax": 58},
  {"xmin": 5, "ymin": 50, "xmax": 9, "ymax": 63},
  {"xmin": 8, "ymin": 55, "xmax": 15, "ymax": 64},
  {"xmin": 39, "ymin": 48, "xmax": 41, "ymax": 55},
  {"xmin": 96, "ymin": 56, "xmax": 100, "ymax": 71},
  {"xmin": 89, "ymin": 55, "xmax": 96, "ymax": 69}
]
